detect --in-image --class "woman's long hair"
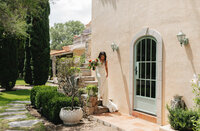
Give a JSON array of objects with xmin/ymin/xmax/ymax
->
[{"xmin": 98, "ymin": 51, "xmax": 107, "ymax": 62}]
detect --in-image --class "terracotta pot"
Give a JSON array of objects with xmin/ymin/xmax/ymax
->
[{"xmin": 59, "ymin": 107, "xmax": 83, "ymax": 125}]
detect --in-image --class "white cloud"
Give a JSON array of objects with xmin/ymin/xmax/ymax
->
[{"xmin": 49, "ymin": 0, "xmax": 92, "ymax": 26}]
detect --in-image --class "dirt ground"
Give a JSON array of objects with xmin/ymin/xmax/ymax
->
[{"xmin": 27, "ymin": 105, "xmax": 117, "ymax": 131}]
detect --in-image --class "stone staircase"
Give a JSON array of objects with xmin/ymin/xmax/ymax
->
[
  {"xmin": 80, "ymin": 63, "xmax": 109, "ymax": 115},
  {"xmin": 79, "ymin": 64, "xmax": 98, "ymax": 88}
]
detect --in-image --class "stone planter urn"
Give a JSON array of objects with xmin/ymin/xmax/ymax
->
[{"xmin": 59, "ymin": 107, "xmax": 83, "ymax": 125}]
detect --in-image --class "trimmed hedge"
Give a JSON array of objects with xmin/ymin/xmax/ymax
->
[
  {"xmin": 44, "ymin": 96, "xmax": 79, "ymax": 124},
  {"xmin": 30, "ymin": 85, "xmax": 57, "ymax": 106},
  {"xmin": 30, "ymin": 85, "xmax": 79, "ymax": 124}
]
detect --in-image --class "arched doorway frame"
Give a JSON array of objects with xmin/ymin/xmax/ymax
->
[{"xmin": 129, "ymin": 27, "xmax": 163, "ymax": 124}]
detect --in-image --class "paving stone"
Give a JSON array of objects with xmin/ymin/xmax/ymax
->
[
  {"xmin": 3, "ymin": 115, "xmax": 27, "ymax": 120},
  {"xmin": 0, "ymin": 111, "xmax": 28, "ymax": 116},
  {"xmin": 5, "ymin": 130, "xmax": 23, "ymax": 131},
  {"xmin": 8, "ymin": 119, "xmax": 41, "ymax": 128},
  {"xmin": 8, "ymin": 103, "xmax": 25, "ymax": 106},
  {"xmin": 12, "ymin": 101, "xmax": 31, "ymax": 104},
  {"xmin": 5, "ymin": 108, "xmax": 26, "ymax": 112}
]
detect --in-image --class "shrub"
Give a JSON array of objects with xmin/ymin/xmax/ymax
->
[
  {"xmin": 31, "ymin": 85, "xmax": 79, "ymax": 124},
  {"xmin": 86, "ymin": 84, "xmax": 98, "ymax": 96},
  {"xmin": 44, "ymin": 96, "xmax": 79, "ymax": 124},
  {"xmin": 35, "ymin": 88, "xmax": 64, "ymax": 109},
  {"xmin": 30, "ymin": 85, "xmax": 57, "ymax": 106},
  {"xmin": 167, "ymin": 106, "xmax": 199, "ymax": 131}
]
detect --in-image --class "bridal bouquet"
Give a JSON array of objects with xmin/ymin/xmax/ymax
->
[{"xmin": 88, "ymin": 58, "xmax": 99, "ymax": 70}]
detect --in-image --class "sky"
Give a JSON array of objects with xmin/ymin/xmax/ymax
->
[{"xmin": 49, "ymin": 0, "xmax": 92, "ymax": 27}]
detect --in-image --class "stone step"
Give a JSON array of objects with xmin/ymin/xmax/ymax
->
[
  {"xmin": 85, "ymin": 81, "xmax": 98, "ymax": 86},
  {"xmin": 94, "ymin": 106, "xmax": 109, "ymax": 114},
  {"xmin": 97, "ymin": 100, "xmax": 103, "ymax": 106},
  {"xmin": 81, "ymin": 69, "xmax": 91, "ymax": 76},
  {"xmin": 81, "ymin": 76, "xmax": 95, "ymax": 81},
  {"xmin": 80, "ymin": 66, "xmax": 89, "ymax": 70}
]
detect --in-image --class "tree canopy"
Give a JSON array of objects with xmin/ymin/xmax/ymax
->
[
  {"xmin": 50, "ymin": 21, "xmax": 85, "ymax": 50},
  {"xmin": 0, "ymin": 0, "xmax": 53, "ymax": 37}
]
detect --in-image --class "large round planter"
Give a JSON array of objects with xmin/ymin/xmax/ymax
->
[{"xmin": 59, "ymin": 107, "xmax": 83, "ymax": 125}]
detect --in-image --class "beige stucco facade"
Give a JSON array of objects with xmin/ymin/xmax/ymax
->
[{"xmin": 91, "ymin": 0, "xmax": 200, "ymax": 125}]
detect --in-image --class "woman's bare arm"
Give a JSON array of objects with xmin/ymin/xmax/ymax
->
[{"xmin": 105, "ymin": 61, "xmax": 108, "ymax": 77}]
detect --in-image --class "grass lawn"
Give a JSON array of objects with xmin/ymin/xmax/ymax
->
[
  {"xmin": 15, "ymin": 79, "xmax": 52, "ymax": 86},
  {"xmin": 15, "ymin": 79, "xmax": 29, "ymax": 86},
  {"xmin": 0, "ymin": 90, "xmax": 30, "ymax": 106}
]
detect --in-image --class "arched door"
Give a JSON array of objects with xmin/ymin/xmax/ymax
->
[{"xmin": 134, "ymin": 37, "xmax": 157, "ymax": 115}]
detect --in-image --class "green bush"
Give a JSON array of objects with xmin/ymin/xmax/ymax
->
[
  {"xmin": 30, "ymin": 85, "xmax": 79, "ymax": 124},
  {"xmin": 30, "ymin": 85, "xmax": 57, "ymax": 106},
  {"xmin": 167, "ymin": 106, "xmax": 199, "ymax": 131},
  {"xmin": 35, "ymin": 89, "xmax": 64, "ymax": 109},
  {"xmin": 86, "ymin": 84, "xmax": 98, "ymax": 96},
  {"xmin": 43, "ymin": 96, "xmax": 79, "ymax": 124}
]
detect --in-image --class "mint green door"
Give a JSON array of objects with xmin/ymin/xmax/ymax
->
[{"xmin": 134, "ymin": 37, "xmax": 157, "ymax": 115}]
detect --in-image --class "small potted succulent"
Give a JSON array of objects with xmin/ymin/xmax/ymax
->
[{"xmin": 57, "ymin": 57, "xmax": 83, "ymax": 125}]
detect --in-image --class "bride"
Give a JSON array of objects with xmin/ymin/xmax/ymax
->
[{"xmin": 95, "ymin": 51, "xmax": 118, "ymax": 112}]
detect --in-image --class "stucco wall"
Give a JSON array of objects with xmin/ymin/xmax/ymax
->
[{"xmin": 91, "ymin": 0, "xmax": 200, "ymax": 125}]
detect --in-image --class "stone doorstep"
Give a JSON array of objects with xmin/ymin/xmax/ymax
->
[
  {"xmin": 94, "ymin": 106, "xmax": 109, "ymax": 114},
  {"xmin": 90, "ymin": 112, "xmax": 160, "ymax": 131},
  {"xmin": 90, "ymin": 115, "xmax": 124, "ymax": 131},
  {"xmin": 159, "ymin": 125, "xmax": 177, "ymax": 131},
  {"xmin": 132, "ymin": 111, "xmax": 157, "ymax": 123}
]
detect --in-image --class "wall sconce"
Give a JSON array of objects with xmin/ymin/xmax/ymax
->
[
  {"xmin": 111, "ymin": 42, "xmax": 119, "ymax": 52},
  {"xmin": 177, "ymin": 31, "xmax": 189, "ymax": 46}
]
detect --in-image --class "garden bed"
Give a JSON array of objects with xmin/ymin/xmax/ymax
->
[{"xmin": 26, "ymin": 104, "xmax": 115, "ymax": 131}]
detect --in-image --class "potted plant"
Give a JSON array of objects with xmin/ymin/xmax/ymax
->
[
  {"xmin": 86, "ymin": 84, "xmax": 98, "ymax": 97},
  {"xmin": 57, "ymin": 57, "xmax": 83, "ymax": 125}
]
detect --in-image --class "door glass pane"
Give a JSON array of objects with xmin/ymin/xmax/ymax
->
[
  {"xmin": 141, "ymin": 63, "xmax": 145, "ymax": 79},
  {"xmin": 146, "ymin": 39, "xmax": 151, "ymax": 61},
  {"xmin": 141, "ymin": 80, "xmax": 145, "ymax": 96},
  {"xmin": 151, "ymin": 63, "xmax": 156, "ymax": 79},
  {"xmin": 152, "ymin": 40, "xmax": 156, "ymax": 61},
  {"xmin": 146, "ymin": 80, "xmax": 150, "ymax": 97},
  {"xmin": 142, "ymin": 39, "xmax": 145, "ymax": 61},
  {"xmin": 136, "ymin": 80, "xmax": 140, "ymax": 95},
  {"xmin": 146, "ymin": 63, "xmax": 150, "ymax": 79},
  {"xmin": 151, "ymin": 81, "xmax": 156, "ymax": 98},
  {"xmin": 136, "ymin": 43, "xmax": 141, "ymax": 61}
]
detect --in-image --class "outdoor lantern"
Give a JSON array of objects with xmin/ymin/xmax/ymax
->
[
  {"xmin": 111, "ymin": 42, "xmax": 119, "ymax": 52},
  {"xmin": 177, "ymin": 31, "xmax": 189, "ymax": 46}
]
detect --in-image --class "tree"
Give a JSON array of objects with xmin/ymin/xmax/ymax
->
[
  {"xmin": 50, "ymin": 21, "xmax": 85, "ymax": 50},
  {"xmin": 0, "ymin": 33, "xmax": 19, "ymax": 90},
  {"xmin": 0, "ymin": 0, "xmax": 54, "ymax": 38},
  {"xmin": 30, "ymin": 0, "xmax": 50, "ymax": 85},
  {"xmin": 24, "ymin": 36, "xmax": 33, "ymax": 85}
]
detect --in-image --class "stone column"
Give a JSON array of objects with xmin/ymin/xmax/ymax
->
[{"xmin": 52, "ymin": 56, "xmax": 56, "ymax": 78}]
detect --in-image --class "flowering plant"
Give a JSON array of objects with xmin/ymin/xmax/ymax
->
[{"xmin": 88, "ymin": 58, "xmax": 99, "ymax": 70}]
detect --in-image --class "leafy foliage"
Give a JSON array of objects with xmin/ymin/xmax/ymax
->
[
  {"xmin": 167, "ymin": 105, "xmax": 199, "ymax": 131},
  {"xmin": 50, "ymin": 21, "xmax": 85, "ymax": 50},
  {"xmin": 30, "ymin": 85, "xmax": 79, "ymax": 124},
  {"xmin": 86, "ymin": 84, "xmax": 98, "ymax": 96},
  {"xmin": 24, "ymin": 0, "xmax": 50, "ymax": 85},
  {"xmin": 30, "ymin": 85, "xmax": 57, "ymax": 106},
  {"xmin": 0, "ymin": 34, "xmax": 19, "ymax": 90},
  {"xmin": 0, "ymin": 0, "xmax": 54, "ymax": 37},
  {"xmin": 57, "ymin": 57, "xmax": 81, "ymax": 110}
]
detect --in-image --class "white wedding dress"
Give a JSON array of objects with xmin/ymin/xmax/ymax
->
[{"xmin": 96, "ymin": 62, "xmax": 118, "ymax": 112}]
